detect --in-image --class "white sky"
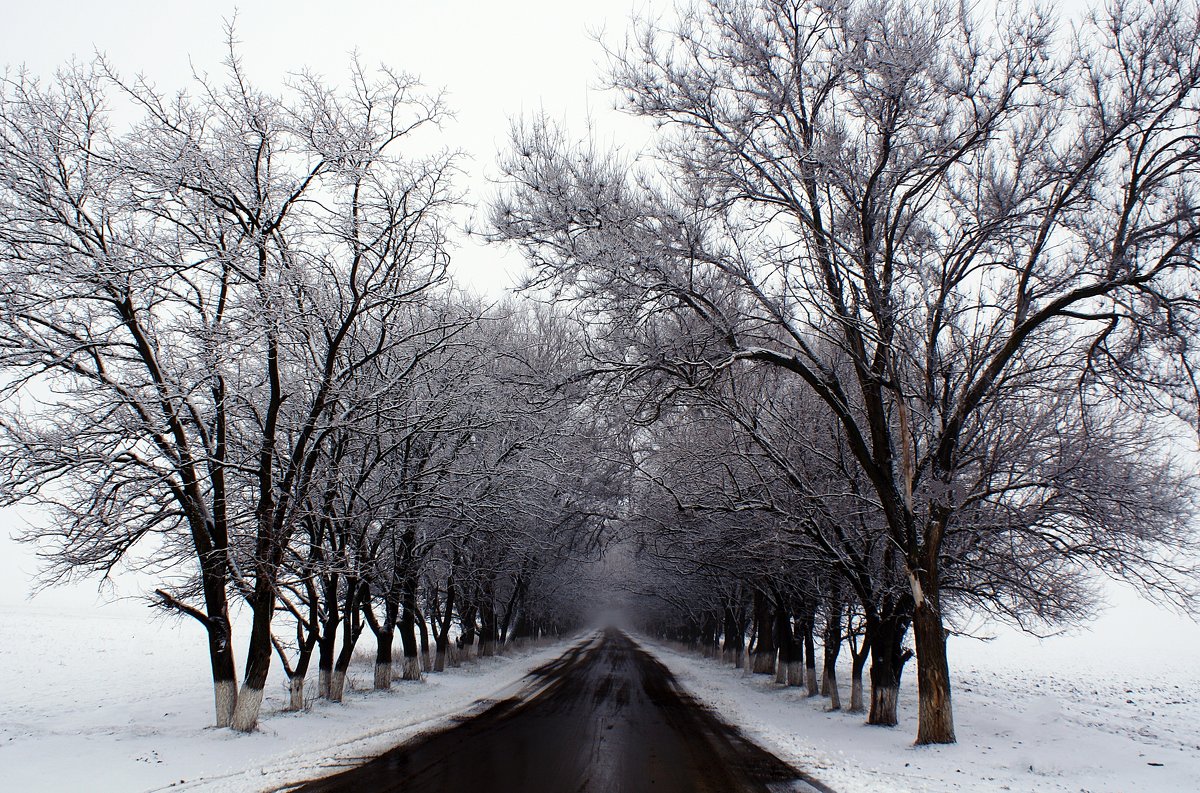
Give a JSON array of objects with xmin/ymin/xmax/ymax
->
[
  {"xmin": 0, "ymin": 0, "xmax": 1096, "ymax": 295},
  {"xmin": 0, "ymin": 0, "xmax": 660, "ymax": 296},
  {"xmin": 0, "ymin": 0, "xmax": 1099, "ymax": 609}
]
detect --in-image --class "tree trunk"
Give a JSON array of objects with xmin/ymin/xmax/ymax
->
[
  {"xmin": 788, "ymin": 615, "xmax": 803, "ymax": 687},
  {"xmin": 288, "ymin": 674, "xmax": 305, "ymax": 711},
  {"xmin": 751, "ymin": 589, "xmax": 776, "ymax": 674},
  {"xmin": 822, "ymin": 595, "xmax": 843, "ymax": 710},
  {"xmin": 722, "ymin": 606, "xmax": 742, "ymax": 666},
  {"xmin": 700, "ymin": 613, "xmax": 719, "ymax": 659},
  {"xmin": 478, "ymin": 592, "xmax": 497, "ymax": 658},
  {"xmin": 912, "ymin": 576, "xmax": 956, "ymax": 744},
  {"xmin": 774, "ymin": 606, "xmax": 793, "ymax": 685},
  {"xmin": 866, "ymin": 610, "xmax": 911, "ymax": 727},
  {"xmin": 317, "ymin": 619, "xmax": 338, "ymax": 699},
  {"xmin": 329, "ymin": 585, "xmax": 366, "ymax": 703},
  {"xmin": 374, "ymin": 629, "xmax": 395, "ymax": 690},
  {"xmin": 500, "ymin": 571, "xmax": 528, "ymax": 646},
  {"xmin": 189, "ymin": 549, "xmax": 238, "ymax": 729},
  {"xmin": 827, "ymin": 667, "xmax": 842, "ymax": 711},
  {"xmin": 317, "ymin": 576, "xmax": 340, "ymax": 699},
  {"xmin": 460, "ymin": 601, "xmax": 477, "ymax": 661},
  {"xmin": 399, "ymin": 601, "xmax": 422, "ymax": 681},
  {"xmin": 513, "ymin": 608, "xmax": 533, "ymax": 642},
  {"xmin": 362, "ymin": 588, "xmax": 399, "ymax": 691},
  {"xmin": 204, "ymin": 611, "xmax": 237, "ymax": 728},
  {"xmin": 801, "ymin": 613, "xmax": 818, "ymax": 697},
  {"xmin": 416, "ymin": 608, "xmax": 431, "ymax": 671},
  {"xmin": 849, "ymin": 625, "xmax": 870, "ymax": 714},
  {"xmin": 330, "ymin": 637, "xmax": 354, "ymax": 702},
  {"xmin": 281, "ymin": 626, "xmax": 318, "ymax": 712},
  {"xmin": 330, "ymin": 669, "xmax": 347, "ymax": 702},
  {"xmin": 430, "ymin": 578, "xmax": 455, "ymax": 673},
  {"xmin": 434, "ymin": 635, "xmax": 449, "ymax": 672},
  {"xmin": 231, "ymin": 574, "xmax": 276, "ymax": 732}
]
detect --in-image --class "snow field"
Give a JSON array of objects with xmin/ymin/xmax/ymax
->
[
  {"xmin": 2, "ymin": 592, "xmax": 1196, "ymax": 793},
  {"xmin": 0, "ymin": 604, "xmax": 570, "ymax": 792},
  {"xmin": 642, "ymin": 627, "xmax": 1200, "ymax": 793}
]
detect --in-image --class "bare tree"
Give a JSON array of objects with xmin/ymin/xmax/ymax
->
[
  {"xmin": 492, "ymin": 0, "xmax": 1200, "ymax": 743},
  {"xmin": 0, "ymin": 42, "xmax": 457, "ymax": 730}
]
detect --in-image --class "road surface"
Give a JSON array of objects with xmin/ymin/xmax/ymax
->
[{"xmin": 292, "ymin": 629, "xmax": 831, "ymax": 793}]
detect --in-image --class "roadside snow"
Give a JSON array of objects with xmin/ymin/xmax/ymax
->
[
  {"xmin": 641, "ymin": 605, "xmax": 1200, "ymax": 793},
  {"xmin": 0, "ymin": 604, "xmax": 570, "ymax": 793}
]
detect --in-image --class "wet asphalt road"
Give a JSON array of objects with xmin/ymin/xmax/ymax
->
[{"xmin": 292, "ymin": 629, "xmax": 831, "ymax": 793}]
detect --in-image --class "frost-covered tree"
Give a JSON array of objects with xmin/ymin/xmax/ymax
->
[
  {"xmin": 0, "ymin": 42, "xmax": 456, "ymax": 730},
  {"xmin": 491, "ymin": 0, "xmax": 1200, "ymax": 743}
]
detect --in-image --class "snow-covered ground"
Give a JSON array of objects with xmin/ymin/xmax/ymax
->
[
  {"xmin": 1, "ymin": 601, "xmax": 1196, "ymax": 793},
  {"xmin": 643, "ymin": 596, "xmax": 1200, "ymax": 793},
  {"xmin": 0, "ymin": 601, "xmax": 572, "ymax": 793},
  {"xmin": 3, "ymin": 512, "xmax": 1198, "ymax": 793}
]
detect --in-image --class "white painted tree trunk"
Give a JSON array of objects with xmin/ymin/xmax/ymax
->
[
  {"xmin": 374, "ymin": 662, "xmax": 392, "ymax": 690},
  {"xmin": 825, "ymin": 671, "xmax": 844, "ymax": 710},
  {"xmin": 434, "ymin": 649, "xmax": 447, "ymax": 672},
  {"xmin": 402, "ymin": 657, "xmax": 422, "ymax": 681},
  {"xmin": 215, "ymin": 680, "xmax": 237, "ymax": 728},
  {"xmin": 850, "ymin": 678, "xmax": 865, "ymax": 712},
  {"xmin": 318, "ymin": 669, "xmax": 332, "ymax": 699},
  {"xmin": 287, "ymin": 676, "xmax": 305, "ymax": 711},
  {"xmin": 774, "ymin": 660, "xmax": 787, "ymax": 684},
  {"xmin": 329, "ymin": 670, "xmax": 347, "ymax": 702},
  {"xmin": 230, "ymin": 685, "xmax": 264, "ymax": 732},
  {"xmin": 787, "ymin": 661, "xmax": 804, "ymax": 687},
  {"xmin": 806, "ymin": 665, "xmax": 819, "ymax": 697},
  {"xmin": 422, "ymin": 650, "xmax": 432, "ymax": 672},
  {"xmin": 872, "ymin": 685, "xmax": 899, "ymax": 724}
]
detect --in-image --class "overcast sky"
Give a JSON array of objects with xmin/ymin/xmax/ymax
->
[
  {"xmin": 0, "ymin": 0, "xmax": 661, "ymax": 296},
  {"xmin": 0, "ymin": 0, "xmax": 1100, "ymax": 294}
]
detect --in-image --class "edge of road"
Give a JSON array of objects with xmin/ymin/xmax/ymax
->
[{"xmin": 630, "ymin": 632, "xmax": 838, "ymax": 793}]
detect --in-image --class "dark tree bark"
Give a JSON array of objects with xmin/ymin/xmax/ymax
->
[
  {"xmin": 432, "ymin": 578, "xmax": 456, "ymax": 672},
  {"xmin": 912, "ymin": 558, "xmax": 954, "ymax": 743},
  {"xmin": 363, "ymin": 597, "xmax": 399, "ymax": 691},
  {"xmin": 722, "ymin": 604, "xmax": 743, "ymax": 666},
  {"xmin": 822, "ymin": 591, "xmax": 844, "ymax": 710},
  {"xmin": 329, "ymin": 582, "xmax": 369, "ymax": 702},
  {"xmin": 416, "ymin": 607, "xmax": 431, "ymax": 672},
  {"xmin": 774, "ymin": 601, "xmax": 795, "ymax": 685},
  {"xmin": 866, "ymin": 605, "xmax": 913, "ymax": 727},
  {"xmin": 459, "ymin": 599, "xmax": 478, "ymax": 661},
  {"xmin": 751, "ymin": 589, "xmax": 777, "ymax": 675},
  {"xmin": 399, "ymin": 571, "xmax": 422, "ymax": 681},
  {"xmin": 800, "ymin": 608, "xmax": 818, "ymax": 697}
]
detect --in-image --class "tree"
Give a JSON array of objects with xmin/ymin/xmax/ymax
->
[
  {"xmin": 492, "ymin": 0, "xmax": 1200, "ymax": 743},
  {"xmin": 0, "ymin": 42, "xmax": 457, "ymax": 730}
]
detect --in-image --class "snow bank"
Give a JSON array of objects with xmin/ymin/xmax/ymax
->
[{"xmin": 0, "ymin": 604, "xmax": 569, "ymax": 792}]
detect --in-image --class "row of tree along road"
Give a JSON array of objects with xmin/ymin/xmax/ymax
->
[
  {"xmin": 0, "ymin": 47, "xmax": 621, "ymax": 731},
  {"xmin": 3, "ymin": 0, "xmax": 1200, "ymax": 747}
]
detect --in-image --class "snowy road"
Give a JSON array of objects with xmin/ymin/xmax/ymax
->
[{"xmin": 291, "ymin": 629, "xmax": 830, "ymax": 793}]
